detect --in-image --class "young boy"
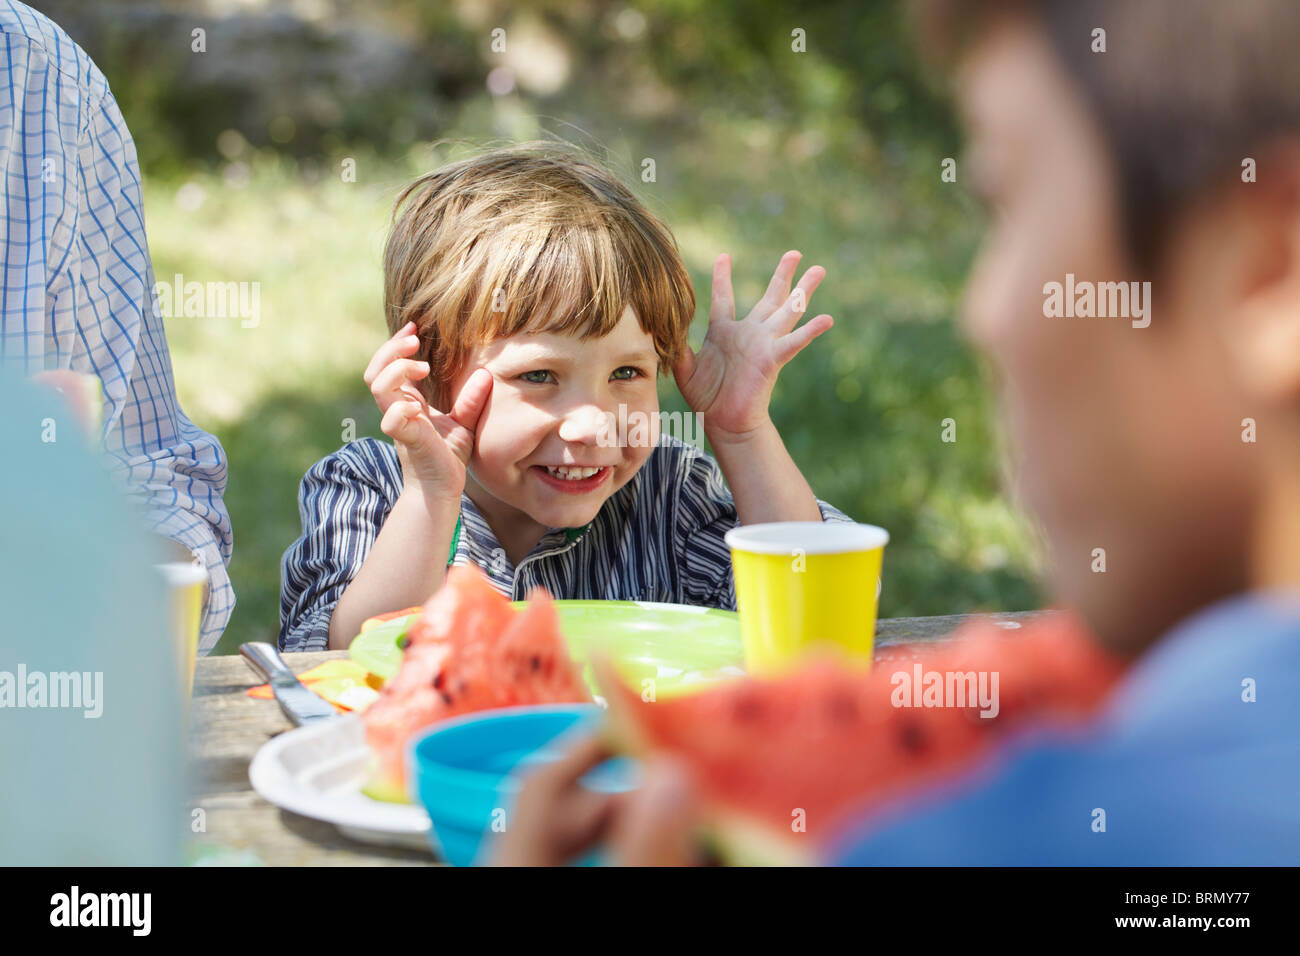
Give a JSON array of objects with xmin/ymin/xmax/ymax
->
[{"xmin": 279, "ymin": 145, "xmax": 853, "ymax": 652}]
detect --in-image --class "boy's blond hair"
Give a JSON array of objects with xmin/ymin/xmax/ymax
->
[{"xmin": 384, "ymin": 143, "xmax": 696, "ymax": 410}]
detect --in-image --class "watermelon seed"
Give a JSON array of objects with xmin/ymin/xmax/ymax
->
[
  {"xmin": 530, "ymin": 655, "xmax": 541, "ymax": 672},
  {"xmin": 432, "ymin": 672, "xmax": 445, "ymax": 690},
  {"xmin": 898, "ymin": 721, "xmax": 927, "ymax": 754},
  {"xmin": 398, "ymin": 635, "xmax": 412, "ymax": 651},
  {"xmin": 828, "ymin": 693, "xmax": 857, "ymax": 722},
  {"xmin": 440, "ymin": 691, "xmax": 453, "ymax": 706}
]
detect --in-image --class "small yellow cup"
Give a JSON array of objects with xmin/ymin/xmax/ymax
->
[
  {"xmin": 724, "ymin": 521, "xmax": 890, "ymax": 676},
  {"xmin": 155, "ymin": 562, "xmax": 208, "ymax": 701}
]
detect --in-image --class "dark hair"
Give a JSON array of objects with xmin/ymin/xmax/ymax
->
[{"xmin": 915, "ymin": 0, "xmax": 1300, "ymax": 267}]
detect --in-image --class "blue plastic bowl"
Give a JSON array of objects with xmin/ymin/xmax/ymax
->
[{"xmin": 410, "ymin": 704, "xmax": 636, "ymax": 866}]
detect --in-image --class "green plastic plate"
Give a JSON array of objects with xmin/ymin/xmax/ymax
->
[
  {"xmin": 348, "ymin": 600, "xmax": 745, "ymax": 695},
  {"xmin": 349, "ymin": 614, "xmax": 421, "ymax": 682}
]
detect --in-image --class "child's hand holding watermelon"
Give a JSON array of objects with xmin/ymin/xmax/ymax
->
[
  {"xmin": 498, "ymin": 615, "xmax": 1121, "ymax": 866},
  {"xmin": 494, "ymin": 734, "xmax": 703, "ymax": 867}
]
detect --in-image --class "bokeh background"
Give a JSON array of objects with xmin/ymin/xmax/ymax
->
[{"xmin": 50, "ymin": 0, "xmax": 1045, "ymax": 655}]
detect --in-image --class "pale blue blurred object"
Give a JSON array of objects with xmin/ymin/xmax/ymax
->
[
  {"xmin": 412, "ymin": 705, "xmax": 636, "ymax": 866},
  {"xmin": 0, "ymin": 372, "xmax": 185, "ymax": 864}
]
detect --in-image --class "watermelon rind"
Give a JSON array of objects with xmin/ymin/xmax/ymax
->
[
  {"xmin": 706, "ymin": 815, "xmax": 816, "ymax": 867},
  {"xmin": 593, "ymin": 657, "xmax": 812, "ymax": 867},
  {"xmin": 349, "ymin": 614, "xmax": 420, "ymax": 681},
  {"xmin": 359, "ymin": 751, "xmax": 410, "ymax": 804},
  {"xmin": 360, "ymin": 774, "xmax": 409, "ymax": 805}
]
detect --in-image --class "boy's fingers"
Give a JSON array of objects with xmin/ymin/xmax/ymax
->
[
  {"xmin": 609, "ymin": 756, "xmax": 699, "ymax": 867},
  {"xmin": 363, "ymin": 329, "xmax": 420, "ymax": 386},
  {"xmin": 494, "ymin": 736, "xmax": 619, "ymax": 866},
  {"xmin": 397, "ymin": 383, "xmax": 427, "ymax": 407},
  {"xmin": 550, "ymin": 789, "xmax": 622, "ymax": 862},
  {"xmin": 564, "ymin": 730, "xmax": 617, "ymax": 774},
  {"xmin": 756, "ymin": 250, "xmax": 802, "ymax": 315},
  {"xmin": 379, "ymin": 400, "xmax": 428, "ymax": 446},
  {"xmin": 426, "ymin": 407, "xmax": 470, "ymax": 462},
  {"xmin": 709, "ymin": 254, "xmax": 735, "ymax": 324},
  {"xmin": 672, "ymin": 344, "xmax": 696, "ymax": 386},
  {"xmin": 526, "ymin": 733, "xmax": 615, "ymax": 797},
  {"xmin": 449, "ymin": 367, "xmax": 494, "ymax": 431},
  {"xmin": 766, "ymin": 265, "xmax": 827, "ymax": 334},
  {"xmin": 774, "ymin": 314, "xmax": 834, "ymax": 366},
  {"xmin": 498, "ymin": 790, "xmax": 618, "ymax": 867},
  {"xmin": 369, "ymin": 359, "xmax": 431, "ymax": 411}
]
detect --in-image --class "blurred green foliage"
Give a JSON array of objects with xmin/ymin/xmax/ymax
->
[{"xmin": 65, "ymin": 0, "xmax": 1045, "ymax": 654}]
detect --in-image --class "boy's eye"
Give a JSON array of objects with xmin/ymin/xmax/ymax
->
[{"xmin": 518, "ymin": 367, "xmax": 646, "ymax": 385}]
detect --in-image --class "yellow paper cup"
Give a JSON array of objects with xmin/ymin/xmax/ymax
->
[
  {"xmin": 155, "ymin": 562, "xmax": 208, "ymax": 701},
  {"xmin": 724, "ymin": 522, "xmax": 890, "ymax": 676}
]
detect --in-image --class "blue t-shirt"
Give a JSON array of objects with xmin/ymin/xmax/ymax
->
[{"xmin": 829, "ymin": 594, "xmax": 1300, "ymax": 865}]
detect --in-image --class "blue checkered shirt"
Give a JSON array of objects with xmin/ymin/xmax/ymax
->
[{"xmin": 0, "ymin": 1, "xmax": 234, "ymax": 652}]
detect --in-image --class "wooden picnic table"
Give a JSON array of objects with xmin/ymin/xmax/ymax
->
[{"xmin": 188, "ymin": 610, "xmax": 1048, "ymax": 865}]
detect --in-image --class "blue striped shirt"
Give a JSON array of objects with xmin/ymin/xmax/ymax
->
[
  {"xmin": 279, "ymin": 434, "xmax": 855, "ymax": 652},
  {"xmin": 0, "ymin": 1, "xmax": 234, "ymax": 652}
]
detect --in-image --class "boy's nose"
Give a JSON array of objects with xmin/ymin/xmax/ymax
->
[{"xmin": 556, "ymin": 403, "xmax": 612, "ymax": 444}]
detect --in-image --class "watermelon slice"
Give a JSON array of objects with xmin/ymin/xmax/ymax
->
[
  {"xmin": 599, "ymin": 613, "xmax": 1122, "ymax": 865},
  {"xmin": 362, "ymin": 565, "xmax": 590, "ymax": 802},
  {"xmin": 405, "ymin": 564, "xmax": 516, "ymax": 649}
]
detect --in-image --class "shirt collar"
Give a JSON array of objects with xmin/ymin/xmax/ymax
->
[{"xmin": 456, "ymin": 492, "xmax": 592, "ymax": 564}]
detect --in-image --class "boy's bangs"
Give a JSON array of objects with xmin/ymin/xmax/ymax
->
[
  {"xmin": 387, "ymin": 144, "xmax": 698, "ymax": 409},
  {"xmin": 469, "ymin": 222, "xmax": 631, "ymax": 345}
]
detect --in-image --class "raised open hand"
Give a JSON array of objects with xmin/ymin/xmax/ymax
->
[{"xmin": 672, "ymin": 251, "xmax": 833, "ymax": 442}]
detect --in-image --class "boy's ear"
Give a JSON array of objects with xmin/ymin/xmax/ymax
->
[{"xmin": 1220, "ymin": 138, "xmax": 1300, "ymax": 405}]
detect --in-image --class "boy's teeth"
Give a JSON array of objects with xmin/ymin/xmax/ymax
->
[{"xmin": 544, "ymin": 465, "xmax": 602, "ymax": 480}]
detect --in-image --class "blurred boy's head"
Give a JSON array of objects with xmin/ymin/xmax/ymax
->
[
  {"xmin": 383, "ymin": 144, "xmax": 695, "ymax": 534},
  {"xmin": 918, "ymin": 0, "xmax": 1300, "ymax": 653}
]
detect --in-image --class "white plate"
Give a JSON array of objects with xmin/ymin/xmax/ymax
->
[{"xmin": 247, "ymin": 714, "xmax": 432, "ymax": 851}]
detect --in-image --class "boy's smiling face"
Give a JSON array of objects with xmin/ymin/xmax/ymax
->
[{"xmin": 446, "ymin": 305, "xmax": 662, "ymax": 554}]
